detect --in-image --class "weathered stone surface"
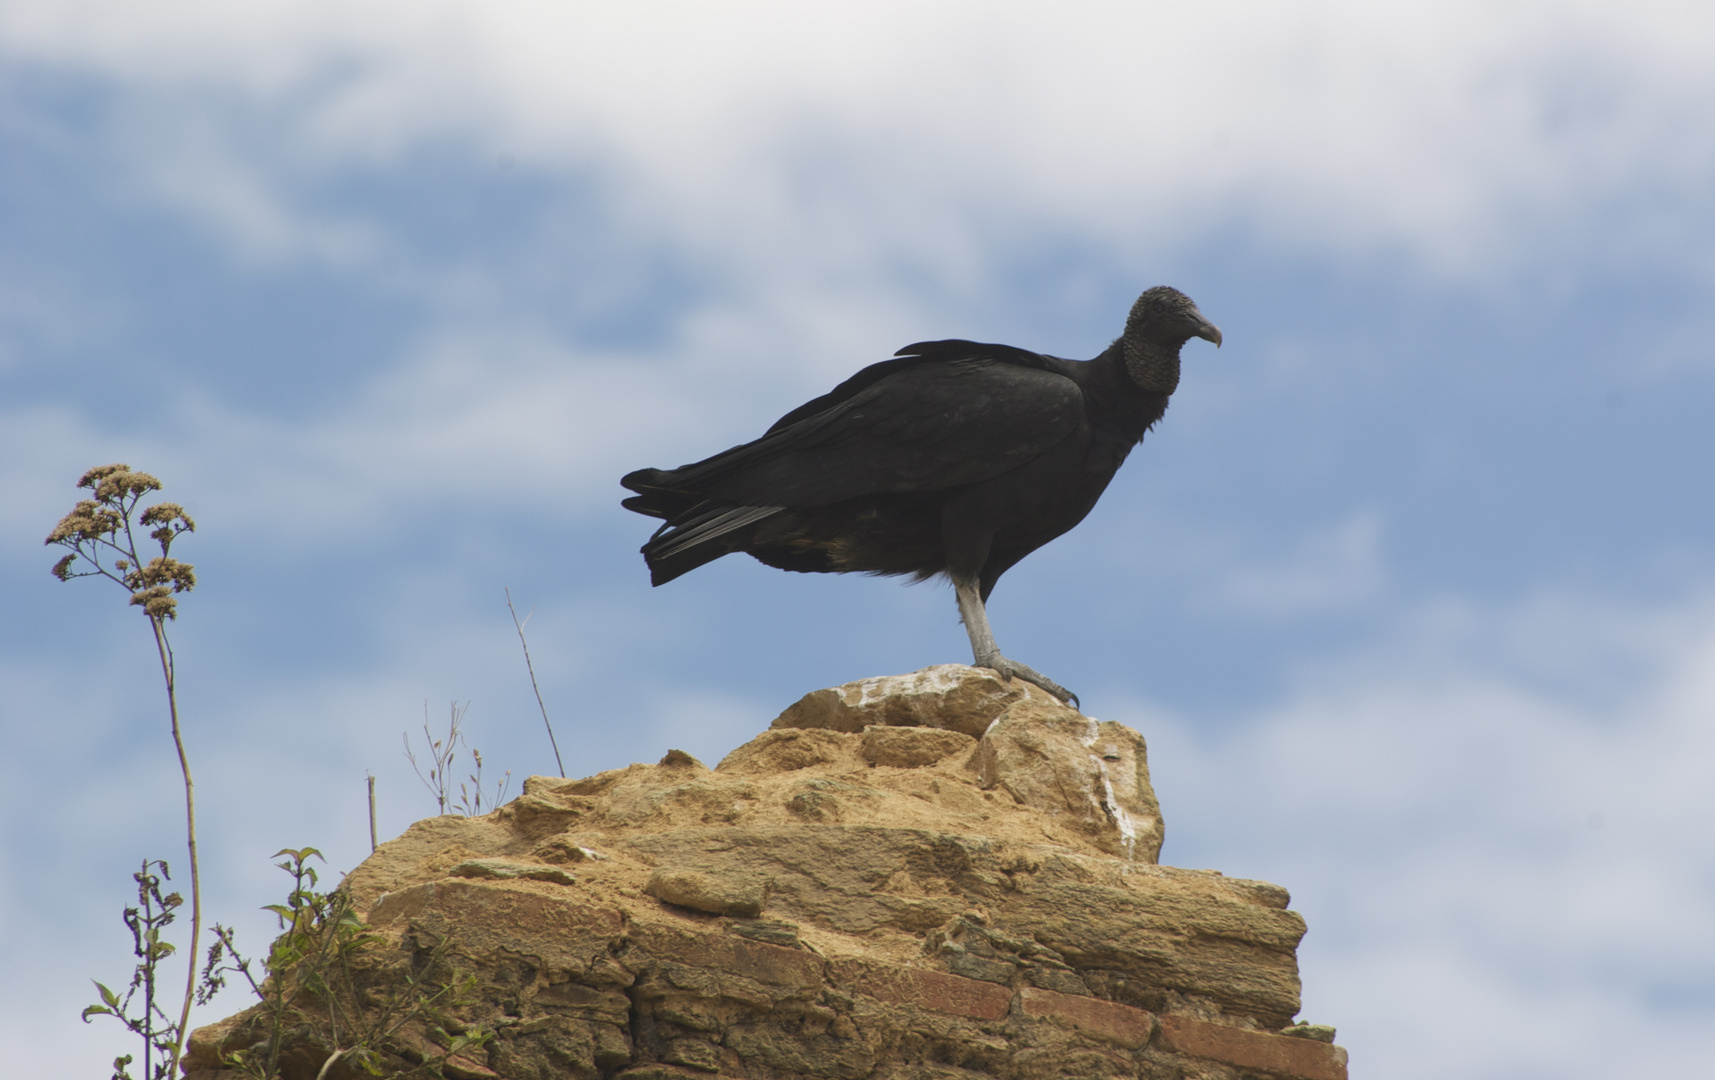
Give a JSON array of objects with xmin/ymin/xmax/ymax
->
[
  {"xmin": 978, "ymin": 702, "xmax": 1164, "ymax": 863},
  {"xmin": 368, "ymin": 879, "xmax": 626, "ymax": 978},
  {"xmin": 829, "ymin": 958, "xmax": 1014, "ymax": 1020},
  {"xmin": 773, "ymin": 664, "xmax": 1034, "ymax": 737},
  {"xmin": 718, "ymin": 728, "xmax": 858, "ymax": 775},
  {"xmin": 534, "ymin": 836, "xmax": 610, "ymax": 864},
  {"xmin": 1156, "ymin": 1014, "xmax": 1349, "ymax": 1080},
  {"xmin": 450, "ymin": 857, "xmax": 578, "ymax": 885},
  {"xmin": 862, "ymin": 724, "xmax": 978, "ymax": 768},
  {"xmin": 193, "ymin": 666, "xmax": 1342, "ymax": 1080},
  {"xmin": 729, "ymin": 918, "xmax": 801, "ymax": 948},
  {"xmin": 644, "ymin": 867, "xmax": 773, "ymax": 917},
  {"xmin": 1017, "ymin": 986, "xmax": 1156, "ymax": 1049},
  {"xmin": 616, "ymin": 1066, "xmax": 715, "ymax": 1080},
  {"xmin": 629, "ymin": 923, "xmax": 825, "ymax": 990},
  {"xmin": 181, "ymin": 1014, "xmax": 246, "ymax": 1074}
]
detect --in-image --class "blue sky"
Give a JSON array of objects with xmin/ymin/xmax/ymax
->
[{"xmin": 3, "ymin": 3, "xmax": 1713, "ymax": 1076}]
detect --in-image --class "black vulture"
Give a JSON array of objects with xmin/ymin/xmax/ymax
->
[{"xmin": 621, "ymin": 286, "xmax": 1221, "ymax": 707}]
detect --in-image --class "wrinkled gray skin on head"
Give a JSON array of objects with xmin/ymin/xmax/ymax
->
[{"xmin": 1122, "ymin": 285, "xmax": 1223, "ymax": 393}]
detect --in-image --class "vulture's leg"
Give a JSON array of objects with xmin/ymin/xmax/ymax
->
[{"xmin": 953, "ymin": 576, "xmax": 1079, "ymax": 709}]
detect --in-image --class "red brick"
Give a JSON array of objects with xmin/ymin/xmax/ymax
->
[
  {"xmin": 830, "ymin": 959, "xmax": 1014, "ymax": 1021},
  {"xmin": 1017, "ymin": 987, "xmax": 1155, "ymax": 1049},
  {"xmin": 1156, "ymin": 1015, "xmax": 1348, "ymax": 1080}
]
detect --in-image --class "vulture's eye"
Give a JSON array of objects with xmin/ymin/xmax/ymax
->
[{"xmin": 1150, "ymin": 301, "xmax": 1168, "ymax": 315}]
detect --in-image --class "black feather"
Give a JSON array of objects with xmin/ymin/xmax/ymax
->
[{"xmin": 618, "ymin": 286, "xmax": 1221, "ymax": 699}]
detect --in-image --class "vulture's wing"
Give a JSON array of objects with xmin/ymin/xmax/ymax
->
[{"xmin": 635, "ymin": 342, "xmax": 1083, "ymax": 508}]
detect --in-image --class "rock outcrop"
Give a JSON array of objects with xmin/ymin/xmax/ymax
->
[{"xmin": 186, "ymin": 666, "xmax": 1345, "ymax": 1080}]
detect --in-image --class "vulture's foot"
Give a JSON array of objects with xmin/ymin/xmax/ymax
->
[{"xmin": 976, "ymin": 653, "xmax": 1080, "ymax": 711}]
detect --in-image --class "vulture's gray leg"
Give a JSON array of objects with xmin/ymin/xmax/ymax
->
[{"xmin": 954, "ymin": 577, "xmax": 1079, "ymax": 709}]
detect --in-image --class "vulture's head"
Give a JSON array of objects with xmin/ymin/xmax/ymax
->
[{"xmin": 1122, "ymin": 286, "xmax": 1221, "ymax": 393}]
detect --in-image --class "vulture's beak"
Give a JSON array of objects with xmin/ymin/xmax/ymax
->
[{"xmin": 1190, "ymin": 310, "xmax": 1223, "ymax": 348}]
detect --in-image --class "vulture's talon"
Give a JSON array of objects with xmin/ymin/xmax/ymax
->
[{"xmin": 977, "ymin": 655, "xmax": 1078, "ymax": 711}]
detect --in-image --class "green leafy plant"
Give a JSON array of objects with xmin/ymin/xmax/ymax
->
[
  {"xmin": 204, "ymin": 849, "xmax": 492, "ymax": 1079},
  {"xmin": 82, "ymin": 860, "xmax": 187, "ymax": 1080},
  {"xmin": 48, "ymin": 464, "xmax": 202, "ymax": 1074}
]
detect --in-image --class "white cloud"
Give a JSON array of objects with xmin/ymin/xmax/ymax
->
[
  {"xmin": 9, "ymin": 0, "xmax": 1709, "ymax": 521},
  {"xmin": 121, "ymin": 114, "xmax": 384, "ymax": 267},
  {"xmin": 4, "ymin": 1, "xmax": 1714, "ymax": 282},
  {"xmin": 1133, "ymin": 590, "xmax": 1715, "ymax": 1079}
]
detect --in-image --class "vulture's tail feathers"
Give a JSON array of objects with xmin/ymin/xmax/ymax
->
[{"xmin": 641, "ymin": 504, "xmax": 783, "ymax": 586}]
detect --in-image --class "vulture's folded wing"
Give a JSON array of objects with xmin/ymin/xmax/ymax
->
[{"xmin": 632, "ymin": 347, "xmax": 1083, "ymax": 508}]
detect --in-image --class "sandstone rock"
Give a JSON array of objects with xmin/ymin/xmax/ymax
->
[
  {"xmin": 861, "ymin": 724, "xmax": 977, "ymax": 768},
  {"xmin": 773, "ymin": 664, "xmax": 1037, "ymax": 737},
  {"xmin": 1156, "ymin": 1015, "xmax": 1349, "ymax": 1080},
  {"xmin": 191, "ymin": 666, "xmax": 1343, "ymax": 1080},
  {"xmin": 450, "ymin": 857, "xmax": 579, "ymax": 885},
  {"xmin": 645, "ymin": 867, "xmax": 773, "ymax": 917},
  {"xmin": 977, "ymin": 702, "xmax": 1164, "ymax": 863},
  {"xmin": 717, "ymin": 728, "xmax": 856, "ymax": 774},
  {"xmin": 534, "ymin": 837, "xmax": 609, "ymax": 864}
]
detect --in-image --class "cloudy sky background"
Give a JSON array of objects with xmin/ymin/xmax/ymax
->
[{"xmin": 2, "ymin": 2, "xmax": 1713, "ymax": 1076}]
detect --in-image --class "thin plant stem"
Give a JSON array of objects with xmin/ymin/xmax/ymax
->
[
  {"xmin": 152, "ymin": 614, "xmax": 200, "ymax": 1073},
  {"xmin": 141, "ymin": 862, "xmax": 161, "ymax": 1079},
  {"xmin": 506, "ymin": 587, "xmax": 565, "ymax": 777},
  {"xmin": 314, "ymin": 1047, "xmax": 349, "ymax": 1080},
  {"xmin": 47, "ymin": 465, "xmax": 201, "ymax": 1078},
  {"xmin": 367, "ymin": 774, "xmax": 378, "ymax": 853}
]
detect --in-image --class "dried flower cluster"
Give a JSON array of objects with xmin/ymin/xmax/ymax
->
[{"xmin": 46, "ymin": 463, "xmax": 197, "ymax": 619}]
